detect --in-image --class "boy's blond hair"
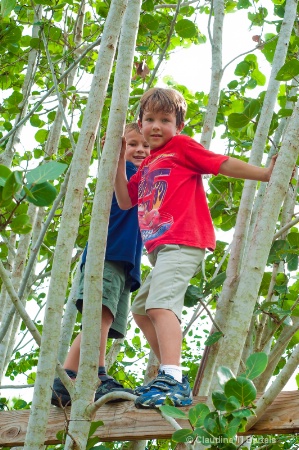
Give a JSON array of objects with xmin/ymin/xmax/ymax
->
[
  {"xmin": 139, "ymin": 87, "xmax": 187, "ymax": 126},
  {"xmin": 125, "ymin": 123, "xmax": 141, "ymax": 134}
]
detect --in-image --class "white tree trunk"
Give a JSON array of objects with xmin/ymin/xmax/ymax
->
[
  {"xmin": 200, "ymin": 0, "xmax": 224, "ymax": 148},
  {"xmin": 64, "ymin": 1, "xmax": 141, "ymax": 447},
  {"xmin": 23, "ymin": 1, "xmax": 126, "ymax": 447},
  {"xmin": 210, "ymin": 99, "xmax": 299, "ymax": 392},
  {"xmin": 57, "ymin": 262, "xmax": 82, "ymax": 365},
  {"xmin": 199, "ymin": 0, "xmax": 298, "ymax": 396}
]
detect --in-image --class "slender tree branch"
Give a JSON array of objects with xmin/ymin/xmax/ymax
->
[
  {"xmin": 41, "ymin": 31, "xmax": 76, "ymax": 150},
  {"xmin": 273, "ymin": 215, "xmax": 299, "ymax": 240},
  {"xmin": 154, "ymin": 1, "xmax": 199, "ymax": 9}
]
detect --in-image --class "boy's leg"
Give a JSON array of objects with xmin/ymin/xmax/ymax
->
[
  {"xmin": 146, "ymin": 308, "xmax": 181, "ymax": 365},
  {"xmin": 134, "ymin": 244, "xmax": 205, "ymax": 408},
  {"xmin": 131, "ymin": 267, "xmax": 161, "ymax": 362},
  {"xmin": 63, "ymin": 307, "xmax": 113, "ymax": 371},
  {"xmin": 52, "ymin": 261, "xmax": 132, "ymax": 406},
  {"xmin": 133, "ymin": 313, "xmax": 161, "ymax": 362},
  {"xmin": 95, "ymin": 261, "xmax": 134, "ymax": 398}
]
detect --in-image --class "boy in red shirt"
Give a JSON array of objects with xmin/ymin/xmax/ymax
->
[{"xmin": 115, "ymin": 88, "xmax": 276, "ymax": 409}]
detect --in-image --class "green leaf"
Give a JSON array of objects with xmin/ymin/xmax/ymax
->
[
  {"xmin": 204, "ymin": 331, "xmax": 223, "ymax": 346},
  {"xmin": 26, "ymin": 161, "xmax": 67, "ymax": 185},
  {"xmin": 10, "ymin": 214, "xmax": 32, "ymax": 234},
  {"xmin": 287, "ymin": 254, "xmax": 298, "ymax": 272},
  {"xmin": 0, "ymin": 165, "xmax": 12, "ymax": 187},
  {"xmin": 226, "ymin": 416, "xmax": 242, "ymax": 438},
  {"xmin": 188, "ymin": 403, "xmax": 210, "ymax": 427},
  {"xmin": 30, "ymin": 114, "xmax": 44, "ymax": 127},
  {"xmin": 212, "ymin": 391, "xmax": 227, "ymax": 411},
  {"xmin": 141, "ymin": 13, "xmax": 159, "ymax": 31},
  {"xmin": 228, "ymin": 113, "xmax": 250, "ymax": 129},
  {"xmin": 234, "ymin": 61, "xmax": 250, "ymax": 77},
  {"xmin": 27, "ymin": 182, "xmax": 57, "ymax": 207},
  {"xmin": 2, "ymin": 25, "xmax": 22, "ymax": 45},
  {"xmin": 3, "ymin": 171, "xmax": 22, "ymax": 200},
  {"xmin": 275, "ymin": 59, "xmax": 299, "ymax": 81},
  {"xmin": 142, "ymin": 0, "xmax": 154, "ymax": 11},
  {"xmin": 1, "ymin": 0, "xmax": 16, "ymax": 17},
  {"xmin": 203, "ymin": 411, "xmax": 219, "ymax": 435},
  {"xmin": 175, "ymin": 19, "xmax": 197, "ymax": 39},
  {"xmin": 27, "ymin": 372, "xmax": 36, "ymax": 384},
  {"xmin": 224, "ymin": 376, "xmax": 257, "ymax": 406},
  {"xmin": 204, "ymin": 271, "xmax": 226, "ymax": 292},
  {"xmin": 88, "ymin": 421, "xmax": 104, "ymax": 437},
  {"xmin": 194, "ymin": 428, "xmax": 215, "ymax": 446},
  {"xmin": 159, "ymin": 405, "xmax": 187, "ymax": 419},
  {"xmin": 6, "ymin": 91, "xmax": 23, "ymax": 106},
  {"xmin": 217, "ymin": 366, "xmax": 235, "ymax": 389},
  {"xmin": 251, "ymin": 68, "xmax": 266, "ymax": 86},
  {"xmin": 56, "ymin": 429, "xmax": 66, "ymax": 442},
  {"xmin": 243, "ymin": 99, "xmax": 260, "ymax": 120},
  {"xmin": 184, "ymin": 284, "xmax": 202, "ymax": 307},
  {"xmin": 35, "ymin": 129, "xmax": 49, "ymax": 144},
  {"xmin": 227, "ymin": 80, "xmax": 238, "ymax": 89},
  {"xmin": 287, "ymin": 232, "xmax": 299, "ymax": 247},
  {"xmin": 228, "ymin": 100, "xmax": 260, "ymax": 129},
  {"xmin": 267, "ymin": 239, "xmax": 289, "ymax": 264},
  {"xmin": 232, "ymin": 408, "xmax": 253, "ymax": 418},
  {"xmin": 86, "ymin": 436, "xmax": 100, "ymax": 450},
  {"xmin": 172, "ymin": 428, "xmax": 196, "ymax": 443},
  {"xmin": 244, "ymin": 352, "xmax": 268, "ymax": 380},
  {"xmin": 278, "ymin": 108, "xmax": 293, "ymax": 117},
  {"xmin": 225, "ymin": 395, "xmax": 241, "ymax": 412}
]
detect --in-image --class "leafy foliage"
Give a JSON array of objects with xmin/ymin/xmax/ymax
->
[{"xmin": 162, "ymin": 353, "xmax": 268, "ymax": 449}]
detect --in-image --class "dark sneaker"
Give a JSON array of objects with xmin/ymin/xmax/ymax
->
[
  {"xmin": 51, "ymin": 369, "xmax": 77, "ymax": 407},
  {"xmin": 95, "ymin": 374, "xmax": 134, "ymax": 402},
  {"xmin": 134, "ymin": 371, "xmax": 192, "ymax": 409}
]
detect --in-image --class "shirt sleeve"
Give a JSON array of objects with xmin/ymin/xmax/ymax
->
[
  {"xmin": 178, "ymin": 135, "xmax": 229, "ymax": 175},
  {"xmin": 127, "ymin": 170, "xmax": 140, "ymax": 206}
]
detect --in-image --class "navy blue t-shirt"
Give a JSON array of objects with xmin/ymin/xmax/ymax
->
[{"xmin": 81, "ymin": 161, "xmax": 142, "ymax": 292}]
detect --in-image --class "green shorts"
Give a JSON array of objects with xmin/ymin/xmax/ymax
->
[
  {"xmin": 131, "ymin": 244, "xmax": 205, "ymax": 321},
  {"xmin": 76, "ymin": 260, "xmax": 131, "ymax": 339}
]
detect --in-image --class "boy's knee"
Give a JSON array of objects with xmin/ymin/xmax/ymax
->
[{"xmin": 102, "ymin": 305, "xmax": 114, "ymax": 324}]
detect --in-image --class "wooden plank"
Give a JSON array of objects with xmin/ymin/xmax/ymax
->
[{"xmin": 1, "ymin": 391, "xmax": 299, "ymax": 447}]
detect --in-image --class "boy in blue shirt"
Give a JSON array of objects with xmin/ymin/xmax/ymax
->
[{"xmin": 51, "ymin": 123, "xmax": 150, "ymax": 406}]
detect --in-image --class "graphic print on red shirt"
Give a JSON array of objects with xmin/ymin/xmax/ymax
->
[{"xmin": 138, "ymin": 153, "xmax": 175, "ymax": 243}]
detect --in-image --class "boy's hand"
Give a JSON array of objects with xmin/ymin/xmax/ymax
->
[
  {"xmin": 120, "ymin": 136, "xmax": 126, "ymax": 158},
  {"xmin": 265, "ymin": 153, "xmax": 278, "ymax": 181}
]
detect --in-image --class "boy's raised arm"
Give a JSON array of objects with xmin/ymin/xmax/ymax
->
[
  {"xmin": 115, "ymin": 137, "xmax": 133, "ymax": 210},
  {"xmin": 219, "ymin": 154, "xmax": 277, "ymax": 182}
]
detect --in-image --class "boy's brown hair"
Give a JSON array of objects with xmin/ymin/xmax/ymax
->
[
  {"xmin": 139, "ymin": 87, "xmax": 187, "ymax": 126},
  {"xmin": 125, "ymin": 123, "xmax": 141, "ymax": 134}
]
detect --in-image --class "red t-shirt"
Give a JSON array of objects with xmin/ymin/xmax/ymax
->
[{"xmin": 127, "ymin": 134, "xmax": 229, "ymax": 254}]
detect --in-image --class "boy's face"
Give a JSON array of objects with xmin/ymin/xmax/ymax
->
[
  {"xmin": 138, "ymin": 110, "xmax": 184, "ymax": 150},
  {"xmin": 125, "ymin": 129, "xmax": 150, "ymax": 167}
]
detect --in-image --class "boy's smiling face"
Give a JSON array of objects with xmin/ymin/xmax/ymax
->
[
  {"xmin": 138, "ymin": 110, "xmax": 184, "ymax": 150},
  {"xmin": 125, "ymin": 129, "xmax": 150, "ymax": 167}
]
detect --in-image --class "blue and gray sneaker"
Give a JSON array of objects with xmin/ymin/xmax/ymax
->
[
  {"xmin": 134, "ymin": 371, "xmax": 192, "ymax": 409},
  {"xmin": 134, "ymin": 377, "xmax": 156, "ymax": 396}
]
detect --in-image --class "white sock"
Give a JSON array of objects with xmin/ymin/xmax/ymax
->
[{"xmin": 160, "ymin": 365, "xmax": 182, "ymax": 382}]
